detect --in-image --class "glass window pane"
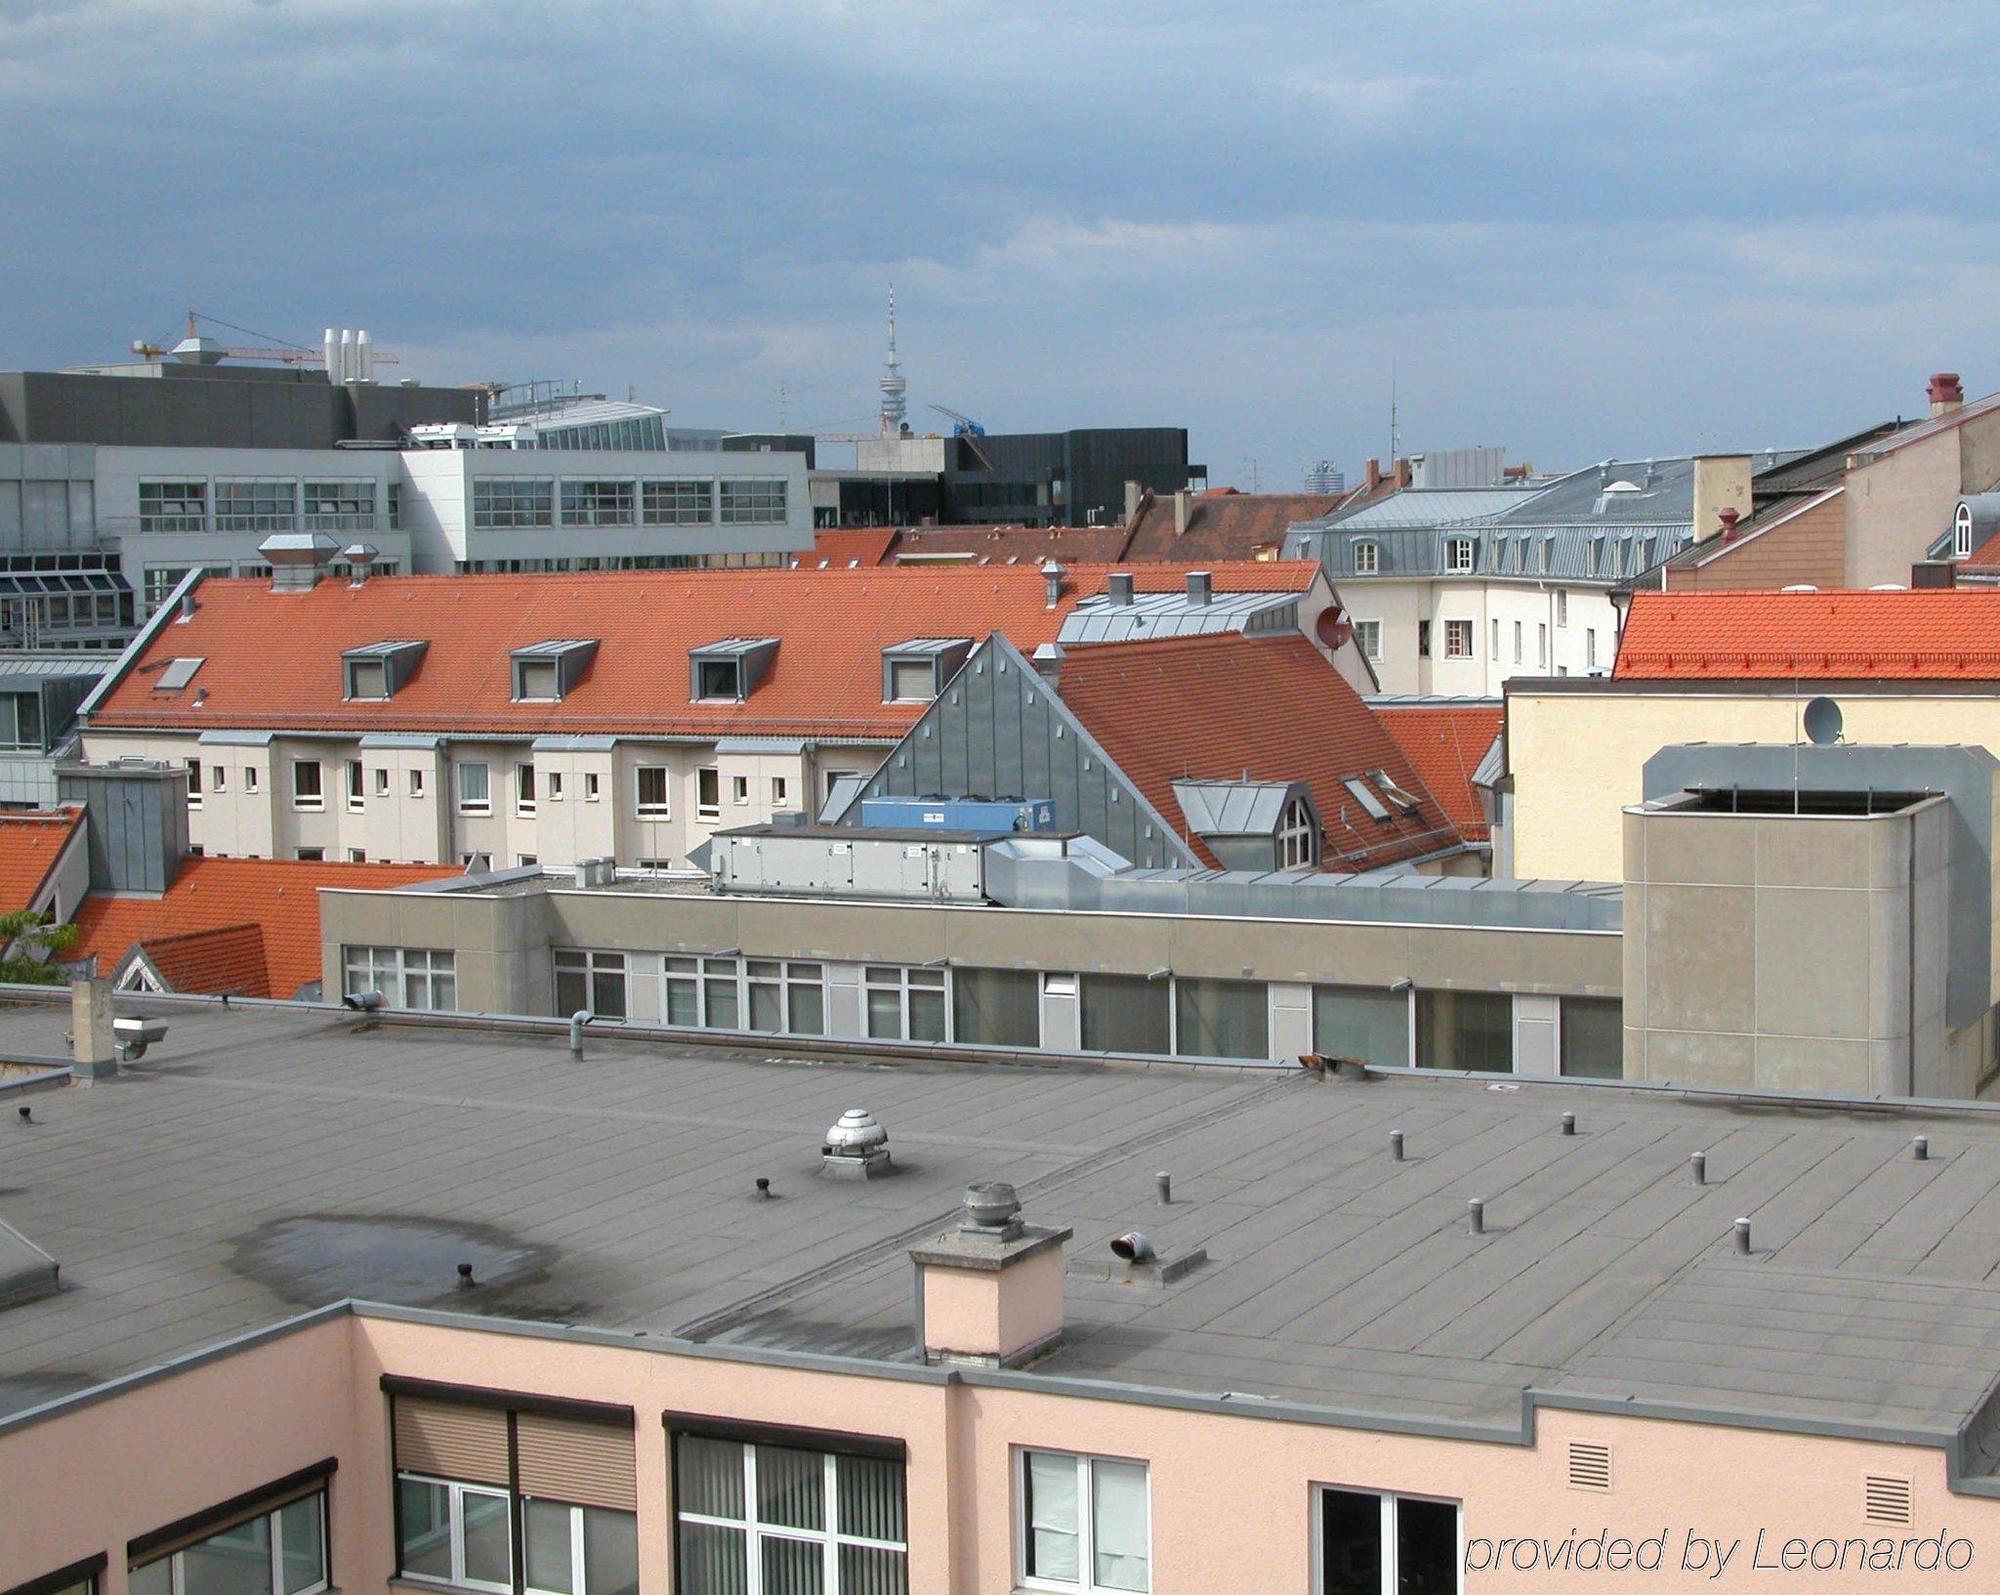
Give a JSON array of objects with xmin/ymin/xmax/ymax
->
[
  {"xmin": 666, "ymin": 978, "xmax": 700, "ymax": 1028},
  {"xmin": 1396, "ymin": 1497, "xmax": 1457, "ymax": 1594},
  {"xmin": 399, "ymin": 1478, "xmax": 453, "ymax": 1580},
  {"xmin": 836, "ymin": 1454, "xmax": 907, "ymax": 1545},
  {"xmin": 524, "ymin": 1500, "xmax": 576, "ymax": 1595},
  {"xmin": 908, "ymin": 988, "xmax": 946, "ymax": 1043},
  {"xmin": 704, "ymin": 978, "xmax": 738, "ymax": 1029},
  {"xmin": 182, "ymin": 1513, "xmax": 272, "ymax": 1595},
  {"xmin": 1312, "ymin": 985, "xmax": 1410, "ymax": 1069},
  {"xmin": 1024, "ymin": 1452, "xmax": 1080, "ymax": 1582},
  {"xmin": 1173, "ymin": 978, "xmax": 1267, "ymax": 1060},
  {"xmin": 866, "ymin": 987, "xmax": 903, "ymax": 1039},
  {"xmin": 748, "ymin": 980, "xmax": 781, "ymax": 1033},
  {"xmin": 836, "ymin": 1544, "xmax": 907, "ymax": 1595},
  {"xmin": 1080, "ymin": 975, "xmax": 1170, "ymax": 1056},
  {"xmin": 279, "ymin": 1496, "xmax": 326, "ymax": 1595},
  {"xmin": 462, "ymin": 1489, "xmax": 513, "ymax": 1588},
  {"xmin": 1320, "ymin": 1489, "xmax": 1382, "ymax": 1595},
  {"xmin": 1415, "ymin": 990, "xmax": 1513, "ymax": 1072},
  {"xmin": 130, "ymin": 1562, "xmax": 173, "ymax": 1595},
  {"xmin": 581, "ymin": 1509, "xmax": 639, "ymax": 1595},
  {"xmin": 1561, "ymin": 997, "xmax": 1623, "ymax": 1080},
  {"xmin": 758, "ymin": 1536, "xmax": 822, "ymax": 1595},
  {"xmin": 677, "ymin": 1437, "xmax": 746, "ymax": 1520},
  {"xmin": 593, "ymin": 968, "xmax": 627, "ymax": 1020},
  {"xmin": 787, "ymin": 982, "xmax": 824, "ymax": 1036},
  {"xmin": 675, "ymin": 1523, "xmax": 747, "ymax": 1595},
  {"xmin": 755, "ymin": 1446, "xmax": 824, "ymax": 1531},
  {"xmin": 951, "ymin": 967, "xmax": 1039, "ymax": 1049},
  {"xmin": 1091, "ymin": 1460, "xmax": 1149, "ymax": 1592},
  {"xmin": 555, "ymin": 967, "xmax": 587, "ymax": 1019}
]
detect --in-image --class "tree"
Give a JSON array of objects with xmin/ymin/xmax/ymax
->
[{"xmin": 0, "ymin": 910, "xmax": 79, "ymax": 986}]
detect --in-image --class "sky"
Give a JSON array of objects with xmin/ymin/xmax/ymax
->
[{"xmin": 4, "ymin": 0, "xmax": 1999, "ymax": 486}]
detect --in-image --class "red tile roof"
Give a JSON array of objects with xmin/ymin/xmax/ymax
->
[
  {"xmin": 90, "ymin": 565, "xmax": 1319, "ymax": 741},
  {"xmin": 886, "ymin": 524, "xmax": 1132, "ymax": 565},
  {"xmin": 0, "ymin": 808, "xmax": 83, "ymax": 915},
  {"xmin": 1615, "ymin": 590, "xmax": 2000, "ymax": 680},
  {"xmin": 1120, "ymin": 492, "xmax": 1343, "ymax": 564},
  {"xmin": 71, "ymin": 858, "xmax": 460, "ymax": 999},
  {"xmin": 1055, "ymin": 633, "xmax": 1461, "ymax": 870},
  {"xmin": 808, "ymin": 528, "xmax": 899, "ymax": 568},
  {"xmin": 1373, "ymin": 702, "xmax": 1502, "ymax": 843},
  {"xmin": 134, "ymin": 923, "xmax": 270, "ymax": 998}
]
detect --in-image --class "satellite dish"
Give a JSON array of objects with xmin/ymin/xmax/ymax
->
[
  {"xmin": 1316, "ymin": 606, "xmax": 1353, "ymax": 650},
  {"xmin": 1803, "ymin": 696, "xmax": 1844, "ymax": 746}
]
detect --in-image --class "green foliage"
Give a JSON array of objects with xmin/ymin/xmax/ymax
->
[{"xmin": 0, "ymin": 909, "xmax": 79, "ymax": 986}]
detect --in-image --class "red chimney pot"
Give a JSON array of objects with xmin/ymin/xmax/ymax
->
[{"xmin": 1929, "ymin": 372, "xmax": 1964, "ymax": 404}]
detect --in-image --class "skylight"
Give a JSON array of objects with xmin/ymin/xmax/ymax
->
[{"xmin": 153, "ymin": 658, "xmax": 203, "ymax": 692}]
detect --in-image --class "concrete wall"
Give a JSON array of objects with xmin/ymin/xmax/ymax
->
[
  {"xmin": 1340, "ymin": 577, "xmax": 1615, "ymax": 696},
  {"xmin": 1843, "ymin": 406, "xmax": 2000, "ymax": 590}
]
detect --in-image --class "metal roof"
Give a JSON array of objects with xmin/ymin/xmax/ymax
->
[
  {"xmin": 1056, "ymin": 590, "xmax": 1297, "ymax": 644},
  {"xmin": 1319, "ymin": 487, "xmax": 1542, "ymax": 529},
  {"xmin": 1169, "ymin": 778, "xmax": 1296, "ymax": 836}
]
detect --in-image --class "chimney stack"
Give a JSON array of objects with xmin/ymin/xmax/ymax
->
[
  {"xmin": 1041, "ymin": 560, "xmax": 1065, "ymax": 609},
  {"xmin": 1122, "ymin": 480, "xmax": 1142, "ymax": 525},
  {"xmin": 1717, "ymin": 506, "xmax": 1740, "ymax": 542},
  {"xmin": 1393, "ymin": 458, "xmax": 1413, "ymax": 489},
  {"xmin": 71, "ymin": 978, "xmax": 117, "ymax": 1083},
  {"xmin": 911, "ymin": 1183, "xmax": 1071, "ymax": 1368},
  {"xmin": 1929, "ymin": 372, "xmax": 1965, "ymax": 418},
  {"xmin": 1031, "ymin": 642, "xmax": 1064, "ymax": 693},
  {"xmin": 1365, "ymin": 458, "xmax": 1382, "ymax": 492},
  {"xmin": 1186, "ymin": 570, "xmax": 1212, "ymax": 606},
  {"xmin": 1172, "ymin": 492, "xmax": 1190, "ymax": 538},
  {"xmin": 1107, "ymin": 571, "xmax": 1134, "ymax": 607},
  {"xmin": 1691, "ymin": 454, "xmax": 1753, "ymax": 543}
]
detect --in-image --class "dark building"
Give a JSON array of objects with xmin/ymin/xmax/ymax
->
[{"xmin": 943, "ymin": 426, "xmax": 1198, "ymax": 527}]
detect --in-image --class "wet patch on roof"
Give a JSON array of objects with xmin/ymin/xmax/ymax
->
[{"xmin": 228, "ymin": 1213, "xmax": 559, "ymax": 1310}]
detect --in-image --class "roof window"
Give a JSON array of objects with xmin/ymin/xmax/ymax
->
[
  {"xmin": 689, "ymin": 637, "xmax": 779, "ymax": 703},
  {"xmin": 341, "ymin": 640, "xmax": 428, "ymax": 702},
  {"xmin": 1368, "ymin": 768, "xmax": 1425, "ymax": 814},
  {"xmin": 153, "ymin": 657, "xmax": 203, "ymax": 692},
  {"xmin": 510, "ymin": 639, "xmax": 599, "ymax": 702},
  {"xmin": 1341, "ymin": 777, "xmax": 1392, "ymax": 822}
]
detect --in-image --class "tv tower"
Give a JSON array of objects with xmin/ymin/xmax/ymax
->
[{"xmin": 877, "ymin": 285, "xmax": 908, "ymax": 435}]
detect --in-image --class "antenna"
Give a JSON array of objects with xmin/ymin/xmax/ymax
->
[
  {"xmin": 877, "ymin": 284, "xmax": 907, "ymax": 436},
  {"xmin": 1389, "ymin": 364, "xmax": 1401, "ymax": 463}
]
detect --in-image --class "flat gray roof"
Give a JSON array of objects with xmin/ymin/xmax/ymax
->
[{"xmin": 8, "ymin": 1000, "xmax": 2000, "ymax": 1471}]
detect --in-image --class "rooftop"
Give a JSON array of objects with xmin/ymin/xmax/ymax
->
[
  {"xmin": 0, "ymin": 808, "xmax": 83, "ymax": 915},
  {"xmin": 1615, "ymin": 589, "xmax": 2000, "ymax": 681},
  {"xmin": 1120, "ymin": 491, "xmax": 1344, "ymax": 562},
  {"xmin": 1371, "ymin": 700, "xmax": 1503, "ymax": 844},
  {"xmin": 10, "ymin": 1000, "xmax": 2000, "ymax": 1462}
]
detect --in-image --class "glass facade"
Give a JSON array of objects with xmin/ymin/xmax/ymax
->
[
  {"xmin": 1080, "ymin": 975, "xmax": 1170, "ymax": 1057},
  {"xmin": 1415, "ymin": 990, "xmax": 1513, "ymax": 1072},
  {"xmin": 1312, "ymin": 985, "xmax": 1409, "ymax": 1069},
  {"xmin": 472, "ymin": 479, "xmax": 555, "ymax": 528},
  {"xmin": 1561, "ymin": 996, "xmax": 1623, "ymax": 1079},
  {"xmin": 951, "ymin": 967, "xmax": 1040, "ymax": 1049},
  {"xmin": 719, "ymin": 479, "xmax": 788, "ymax": 524},
  {"xmin": 641, "ymin": 479, "xmax": 714, "ymax": 524}
]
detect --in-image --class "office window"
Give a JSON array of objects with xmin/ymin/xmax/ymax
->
[
  {"xmin": 672, "ymin": 1433, "xmax": 906, "ymax": 1595},
  {"xmin": 1415, "ymin": 989, "xmax": 1512, "ymax": 1072},
  {"xmin": 1279, "ymin": 797, "xmax": 1317, "ymax": 869},
  {"xmin": 664, "ymin": 956, "xmax": 743, "ymax": 1029},
  {"xmin": 1352, "ymin": 540, "xmax": 1379, "ymax": 575},
  {"xmin": 640, "ymin": 479, "xmax": 714, "ymax": 525},
  {"xmin": 457, "ymin": 762, "xmax": 490, "ymax": 815},
  {"xmin": 130, "ymin": 1487, "xmax": 328, "ymax": 1595},
  {"xmin": 342, "ymin": 947, "xmax": 456, "ymax": 1011},
  {"xmin": 731, "ymin": 774, "xmax": 749, "ymax": 805},
  {"xmin": 746, "ymin": 960, "xmax": 826, "ymax": 1035},
  {"xmin": 1442, "ymin": 619, "xmax": 1472, "ymax": 659},
  {"xmin": 718, "ymin": 479, "xmax": 788, "ymax": 524},
  {"xmin": 560, "ymin": 480, "xmax": 636, "ymax": 527},
  {"xmin": 864, "ymin": 965, "xmax": 947, "ymax": 1042},
  {"xmin": 1080, "ymin": 974, "xmax": 1169, "ymax": 1057},
  {"xmin": 516, "ymin": 764, "xmax": 537, "ymax": 814},
  {"xmin": 770, "ymin": 776, "xmax": 788, "ymax": 805},
  {"xmin": 472, "ymin": 479, "xmax": 554, "ymax": 528},
  {"xmin": 636, "ymin": 766, "xmax": 669, "ymax": 817},
  {"xmin": 303, "ymin": 480, "xmax": 375, "ymax": 532},
  {"xmin": 952, "ymin": 966, "xmax": 1040, "ymax": 1048},
  {"xmin": 214, "ymin": 478, "xmax": 298, "ymax": 533},
  {"xmin": 1174, "ymin": 977, "xmax": 1268, "ymax": 1060},
  {"xmin": 1352, "ymin": 620, "xmax": 1381, "ymax": 662},
  {"xmin": 696, "ymin": 767, "xmax": 721, "ymax": 821},
  {"xmin": 1445, "ymin": 537, "xmax": 1474, "ymax": 573},
  {"xmin": 144, "ymin": 566, "xmax": 195, "ymax": 607},
  {"xmin": 1319, "ymin": 1486, "xmax": 1458, "ymax": 1595},
  {"xmin": 138, "ymin": 481, "xmax": 207, "ymax": 534},
  {"xmin": 292, "ymin": 760, "xmax": 323, "ymax": 810},
  {"xmin": 1312, "ymin": 985, "xmax": 1409, "ymax": 1069},
  {"xmin": 346, "ymin": 760, "xmax": 364, "ymax": 810},
  {"xmin": 1561, "ymin": 996, "xmax": 1623, "ymax": 1080},
  {"xmin": 1555, "ymin": 589, "xmax": 1569, "ymax": 627},
  {"xmin": 1019, "ymin": 1450, "xmax": 1149, "ymax": 1594},
  {"xmin": 555, "ymin": 950, "xmax": 628, "ymax": 1021}
]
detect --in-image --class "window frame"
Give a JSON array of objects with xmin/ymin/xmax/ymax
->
[
  {"xmin": 554, "ymin": 948, "xmax": 628, "ymax": 1021},
  {"xmin": 395, "ymin": 1473, "xmax": 513, "ymax": 1595},
  {"xmin": 717, "ymin": 478, "xmax": 789, "ymax": 525},
  {"xmin": 1351, "ymin": 540, "xmax": 1379, "ymax": 576},
  {"xmin": 863, "ymin": 965, "xmax": 947, "ymax": 1043},
  {"xmin": 1312, "ymin": 1481, "xmax": 1463, "ymax": 1595},
  {"xmin": 1445, "ymin": 537, "xmax": 1475, "ymax": 573},
  {"xmin": 1351, "ymin": 619, "xmax": 1382, "ymax": 663},
  {"xmin": 695, "ymin": 766, "xmax": 721, "ymax": 822},
  {"xmin": 346, "ymin": 760, "xmax": 365, "ymax": 811},
  {"xmin": 635, "ymin": 765, "xmax": 670, "ymax": 818},
  {"xmin": 1442, "ymin": 619, "xmax": 1473, "ymax": 659},
  {"xmin": 1016, "ymin": 1448, "xmax": 1151, "ymax": 1595},
  {"xmin": 292, "ymin": 759, "xmax": 324, "ymax": 812},
  {"xmin": 456, "ymin": 762, "xmax": 491, "ymax": 816},
  {"xmin": 516, "ymin": 763, "xmax": 538, "ymax": 816},
  {"xmin": 131, "ymin": 1487, "xmax": 329, "ymax": 1595},
  {"xmin": 1278, "ymin": 796, "xmax": 1317, "ymax": 869}
]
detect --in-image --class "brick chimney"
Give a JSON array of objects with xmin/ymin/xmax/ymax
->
[
  {"xmin": 1365, "ymin": 458, "xmax": 1382, "ymax": 492},
  {"xmin": 911, "ymin": 1183, "xmax": 1070, "ymax": 1368},
  {"xmin": 1393, "ymin": 458, "xmax": 1413, "ymax": 490},
  {"xmin": 1929, "ymin": 373, "xmax": 1965, "ymax": 418}
]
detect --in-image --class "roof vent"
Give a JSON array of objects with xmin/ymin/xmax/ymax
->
[
  {"xmin": 1042, "ymin": 560, "xmax": 1065, "ymax": 609},
  {"xmin": 1864, "ymin": 1475, "xmax": 1913, "ymax": 1526},
  {"xmin": 259, "ymin": 532, "xmax": 340, "ymax": 592},
  {"xmin": 1780, "ymin": 583, "xmax": 1819, "ymax": 593},
  {"xmin": 1717, "ymin": 506, "xmax": 1740, "ymax": 542},
  {"xmin": 1186, "ymin": 569, "xmax": 1212, "ymax": 606},
  {"xmin": 1107, "ymin": 571, "xmax": 1134, "ymax": 606},
  {"xmin": 960, "ymin": 1180, "xmax": 1023, "ymax": 1238},
  {"xmin": 822, "ymin": 1107, "xmax": 893, "ymax": 1180},
  {"xmin": 1567, "ymin": 1441, "xmax": 1612, "ymax": 1492},
  {"xmin": 344, "ymin": 543, "xmax": 379, "ymax": 587}
]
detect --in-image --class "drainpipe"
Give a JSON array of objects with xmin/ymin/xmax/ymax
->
[{"xmin": 569, "ymin": 1010, "xmax": 592, "ymax": 1059}]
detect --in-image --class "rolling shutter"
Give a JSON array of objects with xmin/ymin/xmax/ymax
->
[
  {"xmin": 394, "ymin": 1399, "xmax": 510, "ymax": 1487},
  {"xmin": 516, "ymin": 1413, "xmax": 637, "ymax": 1512}
]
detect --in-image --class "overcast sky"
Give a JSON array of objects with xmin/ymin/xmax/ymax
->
[{"xmin": 4, "ymin": 1, "xmax": 1997, "ymax": 485}]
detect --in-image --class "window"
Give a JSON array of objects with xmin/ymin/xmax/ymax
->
[
  {"xmin": 1352, "ymin": 540, "xmax": 1379, "ymax": 575},
  {"xmin": 1561, "ymin": 996, "xmax": 1623, "ymax": 1079},
  {"xmin": 212, "ymin": 764, "xmax": 228, "ymax": 794},
  {"xmin": 1537, "ymin": 622, "xmax": 1548, "ymax": 667},
  {"xmin": 213, "ymin": 478, "xmax": 297, "ymax": 533},
  {"xmin": 770, "ymin": 776, "xmax": 788, "ymax": 805},
  {"xmin": 1279, "ymin": 796, "xmax": 1317, "ymax": 869},
  {"xmin": 696, "ymin": 767, "xmax": 721, "ymax": 822},
  {"xmin": 1491, "ymin": 618, "xmax": 1500, "ymax": 660},
  {"xmin": 1586, "ymin": 628, "xmax": 1598, "ymax": 669},
  {"xmin": 1415, "ymin": 989, "xmax": 1512, "ymax": 1072},
  {"xmin": 1512, "ymin": 621, "xmax": 1522, "ymax": 664},
  {"xmin": 292, "ymin": 760, "xmax": 323, "ymax": 810},
  {"xmin": 664, "ymin": 956, "xmax": 745, "ymax": 1029},
  {"xmin": 130, "ymin": 1486, "xmax": 328, "ymax": 1595},
  {"xmin": 1442, "ymin": 619, "xmax": 1472, "ymax": 659},
  {"xmin": 547, "ymin": 772, "xmax": 564, "ymax": 801},
  {"xmin": 1555, "ymin": 589, "xmax": 1568, "ymax": 627},
  {"xmin": 244, "ymin": 767, "xmax": 260, "ymax": 795},
  {"xmin": 138, "ymin": 481, "xmax": 207, "ymax": 533},
  {"xmin": 187, "ymin": 758, "xmax": 203, "ymax": 809},
  {"xmin": 864, "ymin": 965, "xmax": 947, "ymax": 1042},
  {"xmin": 1319, "ymin": 1485, "xmax": 1458, "ymax": 1594},
  {"xmin": 1416, "ymin": 620, "xmax": 1430, "ymax": 659},
  {"xmin": 694, "ymin": 658, "xmax": 742, "ymax": 701},
  {"xmin": 641, "ymin": 479, "xmax": 714, "ymax": 524},
  {"xmin": 346, "ymin": 659, "xmax": 387, "ymax": 700},
  {"xmin": 1445, "ymin": 537, "xmax": 1474, "ymax": 572},
  {"xmin": 555, "ymin": 950, "xmax": 627, "ymax": 1020},
  {"xmin": 1351, "ymin": 620, "xmax": 1382, "ymax": 662},
  {"xmin": 472, "ymin": 479, "xmax": 555, "ymax": 528},
  {"xmin": 584, "ymin": 772, "xmax": 601, "ymax": 802},
  {"xmin": 952, "ymin": 966, "xmax": 1040, "ymax": 1048},
  {"xmin": 1537, "ymin": 537, "xmax": 1551, "ymax": 573},
  {"xmin": 346, "ymin": 760, "xmax": 364, "ymax": 810},
  {"xmin": 1312, "ymin": 985, "xmax": 1410, "ymax": 1068},
  {"xmin": 887, "ymin": 658, "xmax": 935, "ymax": 702},
  {"xmin": 461, "ymin": 852, "xmax": 493, "ymax": 872},
  {"xmin": 409, "ymin": 768, "xmax": 426, "ymax": 798},
  {"xmin": 348, "ymin": 849, "xmax": 366, "ymax": 863},
  {"xmin": 457, "ymin": 762, "xmax": 491, "ymax": 815},
  {"xmin": 144, "ymin": 565, "xmax": 195, "ymax": 607},
  {"xmin": 374, "ymin": 768, "xmax": 391, "ymax": 797},
  {"xmin": 516, "ymin": 661, "xmax": 560, "ymax": 701},
  {"xmin": 672, "ymin": 1432, "xmax": 906, "ymax": 1595},
  {"xmin": 745, "ymin": 960, "xmax": 826, "ymax": 1035},
  {"xmin": 303, "ymin": 480, "xmax": 375, "ymax": 532},
  {"xmin": 1956, "ymin": 503, "xmax": 1975, "ymax": 559},
  {"xmin": 516, "ymin": 764, "xmax": 537, "ymax": 815},
  {"xmin": 0, "ymin": 691, "xmax": 42, "ymax": 753},
  {"xmin": 1174, "ymin": 977, "xmax": 1268, "ymax": 1060},
  {"xmin": 719, "ymin": 478, "xmax": 788, "ymax": 524},
  {"xmin": 822, "ymin": 769, "xmax": 858, "ymax": 804},
  {"xmin": 636, "ymin": 766, "xmax": 669, "ymax": 817},
  {"xmin": 295, "ymin": 847, "xmax": 325, "ymax": 862},
  {"xmin": 730, "ymin": 774, "xmax": 749, "ymax": 806},
  {"xmin": 342, "ymin": 947, "xmax": 457, "ymax": 1011},
  {"xmin": 1080, "ymin": 974, "xmax": 1169, "ymax": 1056},
  {"xmin": 560, "ymin": 480, "xmax": 636, "ymax": 527},
  {"xmin": 1019, "ymin": 1450, "xmax": 1149, "ymax": 1593}
]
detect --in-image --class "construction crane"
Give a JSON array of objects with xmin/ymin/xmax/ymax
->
[
  {"xmin": 130, "ymin": 311, "xmax": 400, "ymax": 378},
  {"xmin": 927, "ymin": 403, "xmax": 993, "ymax": 470}
]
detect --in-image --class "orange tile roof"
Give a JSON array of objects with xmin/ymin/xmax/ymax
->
[
  {"xmin": 1373, "ymin": 702, "xmax": 1502, "ymax": 843},
  {"xmin": 71, "ymin": 858, "xmax": 460, "ymax": 999},
  {"xmin": 1121, "ymin": 492, "xmax": 1343, "ymax": 563},
  {"xmin": 886, "ymin": 524, "xmax": 1132, "ymax": 565},
  {"xmin": 808, "ymin": 528, "xmax": 899, "ymax": 568},
  {"xmin": 0, "ymin": 808, "xmax": 83, "ymax": 915},
  {"xmin": 90, "ymin": 564, "xmax": 1319, "ymax": 741},
  {"xmin": 1055, "ymin": 633, "xmax": 1462, "ymax": 870},
  {"xmin": 1615, "ymin": 589, "xmax": 2000, "ymax": 680},
  {"xmin": 134, "ymin": 923, "xmax": 270, "ymax": 998}
]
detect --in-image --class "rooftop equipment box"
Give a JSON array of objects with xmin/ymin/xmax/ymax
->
[{"xmin": 859, "ymin": 796, "xmax": 1055, "ymax": 833}]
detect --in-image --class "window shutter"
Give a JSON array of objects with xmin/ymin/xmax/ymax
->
[
  {"xmin": 1864, "ymin": 1476, "xmax": 1913, "ymax": 1526},
  {"xmin": 394, "ymin": 1399, "xmax": 510, "ymax": 1487},
  {"xmin": 517, "ymin": 1413, "xmax": 637, "ymax": 1511},
  {"xmin": 1567, "ymin": 1441, "xmax": 1612, "ymax": 1491}
]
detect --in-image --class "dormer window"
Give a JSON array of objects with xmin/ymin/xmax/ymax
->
[
  {"xmin": 1352, "ymin": 540, "xmax": 1379, "ymax": 575},
  {"xmin": 342, "ymin": 640, "xmax": 428, "ymax": 702},
  {"xmin": 1279, "ymin": 797, "xmax": 1318, "ymax": 868},
  {"xmin": 510, "ymin": 639, "xmax": 599, "ymax": 702},
  {"xmin": 1955, "ymin": 503, "xmax": 1974, "ymax": 559},
  {"xmin": 881, "ymin": 638, "xmax": 972, "ymax": 703},
  {"xmin": 689, "ymin": 637, "xmax": 779, "ymax": 703},
  {"xmin": 1446, "ymin": 537, "xmax": 1475, "ymax": 573}
]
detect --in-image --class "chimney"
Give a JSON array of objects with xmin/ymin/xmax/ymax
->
[
  {"xmin": 1107, "ymin": 571, "xmax": 1134, "ymax": 606},
  {"xmin": 1041, "ymin": 560, "xmax": 1065, "ymax": 609},
  {"xmin": 1929, "ymin": 372, "xmax": 1965, "ymax": 418},
  {"xmin": 1123, "ymin": 479, "xmax": 1142, "ymax": 524},
  {"xmin": 1912, "ymin": 559, "xmax": 1957, "ymax": 589},
  {"xmin": 259, "ymin": 532, "xmax": 340, "ymax": 592},
  {"xmin": 1717, "ymin": 506, "xmax": 1740, "ymax": 542},
  {"xmin": 910, "ymin": 1183, "xmax": 1071, "ymax": 1368},
  {"xmin": 1172, "ymin": 491, "xmax": 1190, "ymax": 538},
  {"xmin": 1393, "ymin": 458, "xmax": 1413, "ymax": 489},
  {"xmin": 71, "ymin": 978, "xmax": 117, "ymax": 1083},
  {"xmin": 1031, "ymin": 642, "xmax": 1064, "ymax": 693},
  {"xmin": 1186, "ymin": 570, "xmax": 1212, "ymax": 606},
  {"xmin": 1690, "ymin": 454, "xmax": 1753, "ymax": 543},
  {"xmin": 1365, "ymin": 458, "xmax": 1382, "ymax": 492}
]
